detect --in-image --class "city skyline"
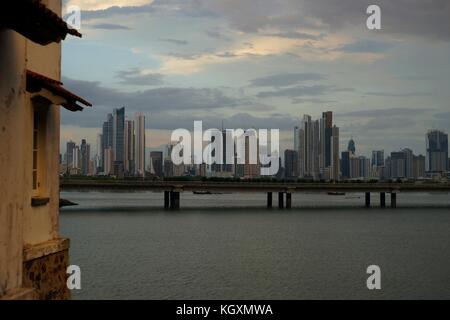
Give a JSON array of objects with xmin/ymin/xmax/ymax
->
[{"xmin": 61, "ymin": 108, "xmax": 449, "ymax": 181}]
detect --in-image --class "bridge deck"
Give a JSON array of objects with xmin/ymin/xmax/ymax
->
[{"xmin": 60, "ymin": 180, "xmax": 450, "ymax": 193}]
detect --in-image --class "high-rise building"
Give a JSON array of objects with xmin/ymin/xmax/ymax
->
[
  {"xmin": 80, "ymin": 139, "xmax": 90, "ymax": 176},
  {"xmin": 426, "ymin": 130, "xmax": 448, "ymax": 174},
  {"xmin": 347, "ymin": 138, "xmax": 356, "ymax": 155},
  {"xmin": 403, "ymin": 148, "xmax": 414, "ymax": 179},
  {"xmin": 135, "ymin": 112, "xmax": 146, "ymax": 177},
  {"xmin": 284, "ymin": 149, "xmax": 298, "ymax": 179},
  {"xmin": 113, "ymin": 107, "xmax": 125, "ymax": 162},
  {"xmin": 299, "ymin": 115, "xmax": 320, "ymax": 179},
  {"xmin": 330, "ymin": 126, "xmax": 340, "ymax": 181},
  {"xmin": 371, "ymin": 150, "xmax": 384, "ymax": 167},
  {"xmin": 298, "ymin": 113, "xmax": 336, "ymax": 180},
  {"xmin": 66, "ymin": 140, "xmax": 76, "ymax": 171},
  {"xmin": 104, "ymin": 147, "xmax": 114, "ymax": 175},
  {"xmin": 390, "ymin": 151, "xmax": 406, "ymax": 179},
  {"xmin": 244, "ymin": 130, "xmax": 260, "ymax": 179},
  {"xmin": 341, "ymin": 150, "xmax": 350, "ymax": 179},
  {"xmin": 124, "ymin": 120, "xmax": 135, "ymax": 175},
  {"xmin": 321, "ymin": 111, "xmax": 333, "ymax": 168},
  {"xmin": 101, "ymin": 113, "xmax": 113, "ymax": 172},
  {"xmin": 150, "ymin": 151, "xmax": 163, "ymax": 177},
  {"xmin": 413, "ymin": 154, "xmax": 426, "ymax": 179}
]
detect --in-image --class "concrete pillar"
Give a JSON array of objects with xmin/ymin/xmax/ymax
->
[
  {"xmin": 391, "ymin": 192, "xmax": 397, "ymax": 208},
  {"xmin": 286, "ymin": 193, "xmax": 292, "ymax": 209},
  {"xmin": 365, "ymin": 192, "xmax": 371, "ymax": 208},
  {"xmin": 164, "ymin": 191, "xmax": 170, "ymax": 209},
  {"xmin": 267, "ymin": 192, "xmax": 273, "ymax": 208},
  {"xmin": 278, "ymin": 192, "xmax": 284, "ymax": 209},
  {"xmin": 380, "ymin": 192, "xmax": 386, "ymax": 208},
  {"xmin": 170, "ymin": 191, "xmax": 180, "ymax": 209}
]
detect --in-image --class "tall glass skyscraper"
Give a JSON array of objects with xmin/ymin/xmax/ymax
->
[
  {"xmin": 426, "ymin": 130, "xmax": 448, "ymax": 173},
  {"xmin": 135, "ymin": 112, "xmax": 146, "ymax": 177},
  {"xmin": 113, "ymin": 107, "xmax": 125, "ymax": 163}
]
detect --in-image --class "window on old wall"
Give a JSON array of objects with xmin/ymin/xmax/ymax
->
[{"xmin": 32, "ymin": 102, "xmax": 48, "ymax": 198}]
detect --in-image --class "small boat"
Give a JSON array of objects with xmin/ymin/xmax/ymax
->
[{"xmin": 327, "ymin": 192, "xmax": 346, "ymax": 196}]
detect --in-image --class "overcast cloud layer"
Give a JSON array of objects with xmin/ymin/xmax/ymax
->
[{"xmin": 61, "ymin": 0, "xmax": 450, "ymax": 154}]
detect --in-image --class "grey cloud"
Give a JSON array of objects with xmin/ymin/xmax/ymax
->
[
  {"xmin": 116, "ymin": 68, "xmax": 165, "ymax": 86},
  {"xmin": 337, "ymin": 107, "xmax": 430, "ymax": 118},
  {"xmin": 249, "ymin": 73, "xmax": 326, "ymax": 87},
  {"xmin": 159, "ymin": 38, "xmax": 189, "ymax": 46},
  {"xmin": 215, "ymin": 52, "xmax": 239, "ymax": 58},
  {"xmin": 74, "ymin": 1, "xmax": 450, "ymax": 41},
  {"xmin": 90, "ymin": 23, "xmax": 131, "ymax": 30},
  {"xmin": 195, "ymin": 0, "xmax": 450, "ymax": 41},
  {"xmin": 299, "ymin": 0, "xmax": 450, "ymax": 41},
  {"xmin": 365, "ymin": 92, "xmax": 432, "ymax": 97},
  {"xmin": 205, "ymin": 29, "xmax": 231, "ymax": 41},
  {"xmin": 336, "ymin": 39, "xmax": 396, "ymax": 54},
  {"xmin": 292, "ymin": 98, "xmax": 337, "ymax": 104},
  {"xmin": 265, "ymin": 32, "xmax": 325, "ymax": 40},
  {"xmin": 61, "ymin": 77, "xmax": 243, "ymax": 115},
  {"xmin": 256, "ymin": 85, "xmax": 352, "ymax": 98}
]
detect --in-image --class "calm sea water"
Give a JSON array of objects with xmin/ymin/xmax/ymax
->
[{"xmin": 60, "ymin": 191, "xmax": 450, "ymax": 300}]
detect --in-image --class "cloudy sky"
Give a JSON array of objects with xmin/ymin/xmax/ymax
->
[{"xmin": 61, "ymin": 0, "xmax": 450, "ymax": 157}]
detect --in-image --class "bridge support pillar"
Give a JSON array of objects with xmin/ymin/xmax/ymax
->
[
  {"xmin": 286, "ymin": 193, "xmax": 292, "ymax": 209},
  {"xmin": 365, "ymin": 192, "xmax": 371, "ymax": 208},
  {"xmin": 170, "ymin": 191, "xmax": 180, "ymax": 209},
  {"xmin": 278, "ymin": 192, "xmax": 284, "ymax": 209},
  {"xmin": 267, "ymin": 192, "xmax": 273, "ymax": 208},
  {"xmin": 164, "ymin": 191, "xmax": 170, "ymax": 209},
  {"xmin": 380, "ymin": 192, "xmax": 386, "ymax": 208},
  {"xmin": 391, "ymin": 192, "xmax": 397, "ymax": 208}
]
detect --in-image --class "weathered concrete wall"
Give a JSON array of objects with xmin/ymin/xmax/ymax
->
[
  {"xmin": 1, "ymin": 0, "xmax": 69, "ymax": 299},
  {"xmin": 0, "ymin": 29, "xmax": 27, "ymax": 297}
]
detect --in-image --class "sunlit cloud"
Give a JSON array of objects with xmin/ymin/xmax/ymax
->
[{"xmin": 65, "ymin": 0, "xmax": 154, "ymax": 11}]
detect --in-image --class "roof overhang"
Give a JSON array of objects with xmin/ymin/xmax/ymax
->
[
  {"xmin": 0, "ymin": 0, "xmax": 82, "ymax": 45},
  {"xmin": 26, "ymin": 70, "xmax": 92, "ymax": 112}
]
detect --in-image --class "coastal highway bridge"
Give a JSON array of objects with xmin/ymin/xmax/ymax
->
[{"xmin": 60, "ymin": 179, "xmax": 450, "ymax": 209}]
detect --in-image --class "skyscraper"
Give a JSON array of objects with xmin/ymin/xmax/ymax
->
[
  {"xmin": 426, "ymin": 130, "xmax": 448, "ymax": 174},
  {"xmin": 150, "ymin": 151, "xmax": 163, "ymax": 177},
  {"xmin": 124, "ymin": 119, "xmax": 135, "ymax": 175},
  {"xmin": 284, "ymin": 149, "xmax": 298, "ymax": 179},
  {"xmin": 347, "ymin": 138, "xmax": 356, "ymax": 155},
  {"xmin": 390, "ymin": 151, "xmax": 406, "ymax": 179},
  {"xmin": 101, "ymin": 113, "xmax": 113, "ymax": 172},
  {"xmin": 113, "ymin": 107, "xmax": 125, "ymax": 163},
  {"xmin": 371, "ymin": 150, "xmax": 385, "ymax": 167},
  {"xmin": 66, "ymin": 140, "xmax": 76, "ymax": 171},
  {"xmin": 135, "ymin": 112, "xmax": 146, "ymax": 177},
  {"xmin": 80, "ymin": 139, "xmax": 90, "ymax": 176},
  {"xmin": 341, "ymin": 151, "xmax": 350, "ymax": 180},
  {"xmin": 330, "ymin": 126, "xmax": 340, "ymax": 181},
  {"xmin": 321, "ymin": 111, "xmax": 333, "ymax": 168}
]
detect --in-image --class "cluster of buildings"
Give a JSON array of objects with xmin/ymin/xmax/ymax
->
[
  {"xmin": 284, "ymin": 112, "xmax": 448, "ymax": 181},
  {"xmin": 63, "ymin": 109, "xmax": 449, "ymax": 182},
  {"xmin": 62, "ymin": 107, "xmax": 146, "ymax": 178},
  {"xmin": 285, "ymin": 111, "xmax": 340, "ymax": 181}
]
